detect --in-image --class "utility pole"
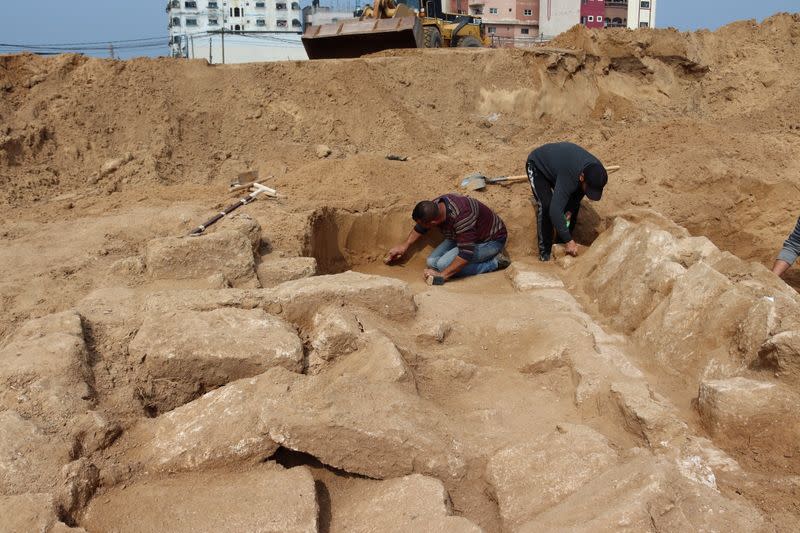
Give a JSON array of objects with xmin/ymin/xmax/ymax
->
[
  {"xmin": 221, "ymin": 27, "xmax": 226, "ymax": 64},
  {"xmin": 209, "ymin": 36, "xmax": 213, "ymax": 63},
  {"xmin": 108, "ymin": 43, "xmax": 115, "ymax": 59},
  {"xmin": 190, "ymin": 34, "xmax": 195, "ymax": 58}
]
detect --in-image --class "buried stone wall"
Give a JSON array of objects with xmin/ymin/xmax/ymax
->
[{"xmin": 565, "ymin": 212, "xmax": 800, "ymax": 472}]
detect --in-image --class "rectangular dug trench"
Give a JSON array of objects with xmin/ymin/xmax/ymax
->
[{"xmin": 304, "ymin": 207, "xmax": 443, "ymax": 274}]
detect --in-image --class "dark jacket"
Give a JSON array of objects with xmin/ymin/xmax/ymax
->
[{"xmin": 527, "ymin": 142, "xmax": 602, "ymax": 242}]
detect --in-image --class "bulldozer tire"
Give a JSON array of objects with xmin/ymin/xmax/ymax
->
[
  {"xmin": 424, "ymin": 27, "xmax": 442, "ymax": 48},
  {"xmin": 457, "ymin": 36, "xmax": 482, "ymax": 48}
]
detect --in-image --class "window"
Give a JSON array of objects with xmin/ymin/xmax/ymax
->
[
  {"xmin": 640, "ymin": 1, "xmax": 650, "ymax": 7},
  {"xmin": 171, "ymin": 35, "xmax": 182, "ymax": 44},
  {"xmin": 255, "ymin": 1, "xmax": 265, "ymax": 6},
  {"xmin": 588, "ymin": 16, "xmax": 593, "ymax": 22},
  {"xmin": 521, "ymin": 28, "xmax": 529, "ymax": 34},
  {"xmin": 523, "ymin": 9, "xmax": 532, "ymax": 16},
  {"xmin": 171, "ymin": 17, "xmax": 180, "ymax": 26},
  {"xmin": 489, "ymin": 7, "xmax": 497, "ymax": 14},
  {"xmin": 292, "ymin": 2, "xmax": 300, "ymax": 9},
  {"xmin": 186, "ymin": 18, "xmax": 198, "ymax": 26},
  {"xmin": 276, "ymin": 3, "xmax": 287, "ymax": 10},
  {"xmin": 256, "ymin": 19, "xmax": 266, "ymax": 26},
  {"xmin": 487, "ymin": 27, "xmax": 496, "ymax": 34},
  {"xmin": 580, "ymin": 16, "xmax": 586, "ymax": 24},
  {"xmin": 208, "ymin": 1, "xmax": 218, "ymax": 7},
  {"xmin": 185, "ymin": 1, "xmax": 197, "ymax": 7},
  {"xmin": 233, "ymin": 7, "xmax": 240, "ymax": 16},
  {"xmin": 292, "ymin": 19, "xmax": 301, "ymax": 27},
  {"xmin": 208, "ymin": 18, "xmax": 219, "ymax": 25},
  {"xmin": 234, "ymin": 24, "xmax": 241, "ymax": 30},
  {"xmin": 639, "ymin": 21, "xmax": 649, "ymax": 27},
  {"xmin": 277, "ymin": 19, "xmax": 288, "ymax": 27}
]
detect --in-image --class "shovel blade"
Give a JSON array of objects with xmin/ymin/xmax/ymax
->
[{"xmin": 460, "ymin": 172, "xmax": 487, "ymax": 190}]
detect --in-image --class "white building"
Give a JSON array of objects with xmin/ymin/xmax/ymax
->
[
  {"xmin": 627, "ymin": 0, "xmax": 656, "ymax": 29},
  {"xmin": 302, "ymin": 4, "xmax": 356, "ymax": 30},
  {"xmin": 538, "ymin": 0, "xmax": 580, "ymax": 40},
  {"xmin": 167, "ymin": 0, "xmax": 306, "ymax": 62}
]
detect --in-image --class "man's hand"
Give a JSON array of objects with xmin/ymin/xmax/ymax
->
[
  {"xmin": 565, "ymin": 240, "xmax": 579, "ymax": 257},
  {"xmin": 385, "ymin": 244, "xmax": 408, "ymax": 264},
  {"xmin": 772, "ymin": 259, "xmax": 791, "ymax": 278}
]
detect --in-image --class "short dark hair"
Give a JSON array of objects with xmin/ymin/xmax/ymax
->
[{"xmin": 412, "ymin": 200, "xmax": 438, "ymax": 223}]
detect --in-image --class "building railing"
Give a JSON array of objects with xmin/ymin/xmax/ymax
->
[
  {"xmin": 490, "ymin": 34, "xmax": 552, "ymax": 48},
  {"xmin": 605, "ymin": 0, "xmax": 627, "ymax": 5}
]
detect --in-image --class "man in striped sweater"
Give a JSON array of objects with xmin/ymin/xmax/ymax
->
[
  {"xmin": 772, "ymin": 216, "xmax": 800, "ymax": 278},
  {"xmin": 386, "ymin": 193, "xmax": 510, "ymax": 285}
]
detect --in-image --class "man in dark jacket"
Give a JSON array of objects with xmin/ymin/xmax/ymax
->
[
  {"xmin": 386, "ymin": 193, "xmax": 509, "ymax": 284},
  {"xmin": 526, "ymin": 142, "xmax": 609, "ymax": 261},
  {"xmin": 772, "ymin": 216, "xmax": 800, "ymax": 278}
]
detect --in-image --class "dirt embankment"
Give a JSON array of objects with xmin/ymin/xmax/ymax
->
[{"xmin": 1, "ymin": 14, "xmax": 799, "ymax": 269}]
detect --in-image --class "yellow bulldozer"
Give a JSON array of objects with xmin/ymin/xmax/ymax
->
[{"xmin": 302, "ymin": 0, "xmax": 489, "ymax": 60}]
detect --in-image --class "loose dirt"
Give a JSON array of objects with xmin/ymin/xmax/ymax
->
[{"xmin": 1, "ymin": 13, "xmax": 800, "ymax": 533}]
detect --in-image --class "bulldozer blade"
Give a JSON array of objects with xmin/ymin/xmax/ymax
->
[{"xmin": 302, "ymin": 16, "xmax": 423, "ymax": 60}]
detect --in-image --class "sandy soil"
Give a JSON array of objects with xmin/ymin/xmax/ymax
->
[{"xmin": 2, "ymin": 13, "xmax": 800, "ymax": 533}]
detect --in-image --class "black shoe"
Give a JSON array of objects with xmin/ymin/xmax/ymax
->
[
  {"xmin": 539, "ymin": 253, "xmax": 551, "ymax": 262},
  {"xmin": 496, "ymin": 254, "xmax": 511, "ymax": 270}
]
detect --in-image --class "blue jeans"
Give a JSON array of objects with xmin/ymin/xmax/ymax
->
[{"xmin": 426, "ymin": 239, "xmax": 506, "ymax": 278}]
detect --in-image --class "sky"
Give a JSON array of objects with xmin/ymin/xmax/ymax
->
[{"xmin": 0, "ymin": 0, "xmax": 798, "ymax": 59}]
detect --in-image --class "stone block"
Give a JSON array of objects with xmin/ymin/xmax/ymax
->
[
  {"xmin": 119, "ymin": 367, "xmax": 463, "ymax": 481},
  {"xmin": 0, "ymin": 311, "xmax": 92, "ymax": 432},
  {"xmin": 0, "ymin": 493, "xmax": 62, "ymax": 533},
  {"xmin": 329, "ymin": 330, "xmax": 416, "ymax": 392},
  {"xmin": 518, "ymin": 456, "xmax": 765, "ymax": 532},
  {"xmin": 129, "ymin": 308, "xmax": 303, "ymax": 412},
  {"xmin": 332, "ymin": 474, "xmax": 482, "ymax": 533},
  {"xmin": 218, "ymin": 213, "xmax": 262, "ymax": 253},
  {"xmin": 758, "ymin": 330, "xmax": 800, "ymax": 385},
  {"xmin": 119, "ymin": 376, "xmax": 278, "ymax": 475},
  {"xmin": 611, "ymin": 381, "xmax": 688, "ymax": 448},
  {"xmin": 306, "ymin": 307, "xmax": 361, "ymax": 373},
  {"xmin": 144, "ymin": 230, "xmax": 258, "ymax": 288},
  {"xmin": 698, "ymin": 377, "xmax": 800, "ymax": 460},
  {"xmin": 486, "ymin": 423, "xmax": 617, "ymax": 528},
  {"xmin": 505, "ymin": 263, "xmax": 564, "ymax": 291},
  {"xmin": 257, "ymin": 256, "xmax": 317, "ymax": 287},
  {"xmin": 82, "ymin": 464, "xmax": 318, "ymax": 533},
  {"xmin": 271, "ymin": 271, "xmax": 416, "ymax": 324},
  {"xmin": 0, "ymin": 411, "xmax": 72, "ymax": 495}
]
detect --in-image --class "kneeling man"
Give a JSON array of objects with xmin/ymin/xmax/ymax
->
[{"xmin": 386, "ymin": 193, "xmax": 509, "ymax": 285}]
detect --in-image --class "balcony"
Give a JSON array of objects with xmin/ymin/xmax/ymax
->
[
  {"xmin": 166, "ymin": 0, "xmax": 180, "ymax": 11},
  {"xmin": 604, "ymin": 0, "xmax": 627, "ymax": 6}
]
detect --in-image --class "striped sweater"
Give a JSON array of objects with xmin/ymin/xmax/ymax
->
[
  {"xmin": 415, "ymin": 194, "xmax": 507, "ymax": 260},
  {"xmin": 778, "ymin": 216, "xmax": 800, "ymax": 265}
]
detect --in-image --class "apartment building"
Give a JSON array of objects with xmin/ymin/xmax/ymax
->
[
  {"xmin": 540, "ymin": 0, "xmax": 656, "ymax": 38},
  {"xmin": 167, "ymin": 0, "xmax": 304, "ymax": 61},
  {"xmin": 468, "ymin": 0, "xmax": 539, "ymax": 46}
]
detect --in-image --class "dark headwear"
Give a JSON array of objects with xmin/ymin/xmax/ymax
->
[{"xmin": 583, "ymin": 163, "xmax": 608, "ymax": 201}]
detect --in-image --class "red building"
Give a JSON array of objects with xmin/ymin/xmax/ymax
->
[{"xmin": 580, "ymin": 0, "xmax": 605, "ymax": 29}]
